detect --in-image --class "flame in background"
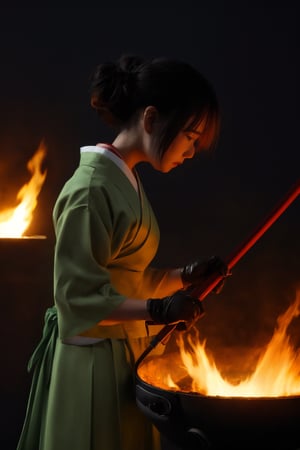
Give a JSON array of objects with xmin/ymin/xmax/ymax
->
[
  {"xmin": 139, "ymin": 291, "xmax": 300, "ymax": 397},
  {"xmin": 0, "ymin": 142, "xmax": 47, "ymax": 238}
]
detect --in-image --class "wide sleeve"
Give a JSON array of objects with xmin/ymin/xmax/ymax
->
[
  {"xmin": 53, "ymin": 191, "xmax": 126, "ymax": 340},
  {"xmin": 139, "ymin": 266, "xmax": 180, "ymax": 298}
]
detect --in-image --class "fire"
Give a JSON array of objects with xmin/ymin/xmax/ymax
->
[
  {"xmin": 0, "ymin": 142, "xmax": 47, "ymax": 238},
  {"xmin": 138, "ymin": 291, "xmax": 300, "ymax": 397}
]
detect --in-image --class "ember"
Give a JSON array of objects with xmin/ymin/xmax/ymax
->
[{"xmin": 0, "ymin": 142, "xmax": 47, "ymax": 238}]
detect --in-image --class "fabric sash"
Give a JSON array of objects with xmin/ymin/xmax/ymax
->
[{"xmin": 17, "ymin": 306, "xmax": 58, "ymax": 450}]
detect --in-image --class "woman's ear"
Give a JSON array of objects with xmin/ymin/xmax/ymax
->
[
  {"xmin": 143, "ymin": 106, "xmax": 158, "ymax": 134},
  {"xmin": 90, "ymin": 94, "xmax": 99, "ymax": 109}
]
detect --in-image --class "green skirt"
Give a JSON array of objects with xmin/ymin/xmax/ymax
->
[{"xmin": 17, "ymin": 307, "xmax": 161, "ymax": 450}]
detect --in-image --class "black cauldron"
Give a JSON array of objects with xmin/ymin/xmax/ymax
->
[{"xmin": 135, "ymin": 340, "xmax": 300, "ymax": 450}]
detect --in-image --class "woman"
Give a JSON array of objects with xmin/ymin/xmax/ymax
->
[{"xmin": 17, "ymin": 54, "xmax": 228, "ymax": 450}]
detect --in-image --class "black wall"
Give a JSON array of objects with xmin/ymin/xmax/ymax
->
[{"xmin": 0, "ymin": 4, "xmax": 299, "ymax": 449}]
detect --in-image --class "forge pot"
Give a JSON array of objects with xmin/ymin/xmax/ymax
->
[{"xmin": 135, "ymin": 362, "xmax": 300, "ymax": 450}]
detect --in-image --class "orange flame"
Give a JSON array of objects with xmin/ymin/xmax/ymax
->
[
  {"xmin": 0, "ymin": 142, "xmax": 47, "ymax": 238},
  {"xmin": 138, "ymin": 291, "xmax": 300, "ymax": 397}
]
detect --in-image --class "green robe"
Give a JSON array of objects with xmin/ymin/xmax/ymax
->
[{"xmin": 17, "ymin": 150, "xmax": 171, "ymax": 450}]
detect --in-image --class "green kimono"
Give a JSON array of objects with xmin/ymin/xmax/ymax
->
[{"xmin": 17, "ymin": 149, "xmax": 171, "ymax": 450}]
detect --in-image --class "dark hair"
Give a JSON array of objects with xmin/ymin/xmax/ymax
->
[{"xmin": 90, "ymin": 54, "xmax": 220, "ymax": 157}]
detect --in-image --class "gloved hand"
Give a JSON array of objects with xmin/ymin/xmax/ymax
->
[
  {"xmin": 181, "ymin": 255, "xmax": 230, "ymax": 293},
  {"xmin": 147, "ymin": 290, "xmax": 204, "ymax": 326}
]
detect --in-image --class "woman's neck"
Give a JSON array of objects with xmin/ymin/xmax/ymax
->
[{"xmin": 111, "ymin": 134, "xmax": 147, "ymax": 169}]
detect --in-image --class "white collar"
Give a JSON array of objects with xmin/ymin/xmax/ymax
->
[{"xmin": 80, "ymin": 145, "xmax": 138, "ymax": 192}]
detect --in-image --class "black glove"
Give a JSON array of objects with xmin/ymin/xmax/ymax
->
[
  {"xmin": 181, "ymin": 255, "xmax": 230, "ymax": 293},
  {"xmin": 147, "ymin": 290, "xmax": 204, "ymax": 326}
]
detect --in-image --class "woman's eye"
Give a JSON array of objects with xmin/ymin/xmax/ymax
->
[{"xmin": 185, "ymin": 134, "xmax": 193, "ymax": 141}]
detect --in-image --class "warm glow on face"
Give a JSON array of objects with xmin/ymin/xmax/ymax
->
[
  {"xmin": 0, "ymin": 142, "xmax": 47, "ymax": 238},
  {"xmin": 138, "ymin": 291, "xmax": 300, "ymax": 398}
]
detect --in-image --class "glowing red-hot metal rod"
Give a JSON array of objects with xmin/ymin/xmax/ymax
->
[{"xmin": 191, "ymin": 178, "xmax": 300, "ymax": 301}]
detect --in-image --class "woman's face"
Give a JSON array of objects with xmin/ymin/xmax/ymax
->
[{"xmin": 158, "ymin": 120, "xmax": 206, "ymax": 173}]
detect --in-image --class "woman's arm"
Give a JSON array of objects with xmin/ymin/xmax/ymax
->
[{"xmin": 100, "ymin": 268, "xmax": 184, "ymax": 325}]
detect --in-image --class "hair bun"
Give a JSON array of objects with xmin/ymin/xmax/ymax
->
[
  {"xmin": 91, "ymin": 55, "xmax": 144, "ymax": 126},
  {"xmin": 90, "ymin": 55, "xmax": 146, "ymax": 126},
  {"xmin": 114, "ymin": 55, "xmax": 145, "ymax": 87}
]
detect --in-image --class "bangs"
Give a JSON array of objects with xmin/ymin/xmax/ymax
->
[
  {"xmin": 155, "ymin": 84, "xmax": 221, "ymax": 159},
  {"xmin": 186, "ymin": 107, "xmax": 221, "ymax": 153}
]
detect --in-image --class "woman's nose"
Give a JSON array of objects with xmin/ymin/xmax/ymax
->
[{"xmin": 183, "ymin": 145, "xmax": 195, "ymax": 159}]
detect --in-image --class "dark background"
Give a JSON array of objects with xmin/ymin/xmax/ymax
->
[{"xmin": 0, "ymin": 3, "xmax": 299, "ymax": 449}]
